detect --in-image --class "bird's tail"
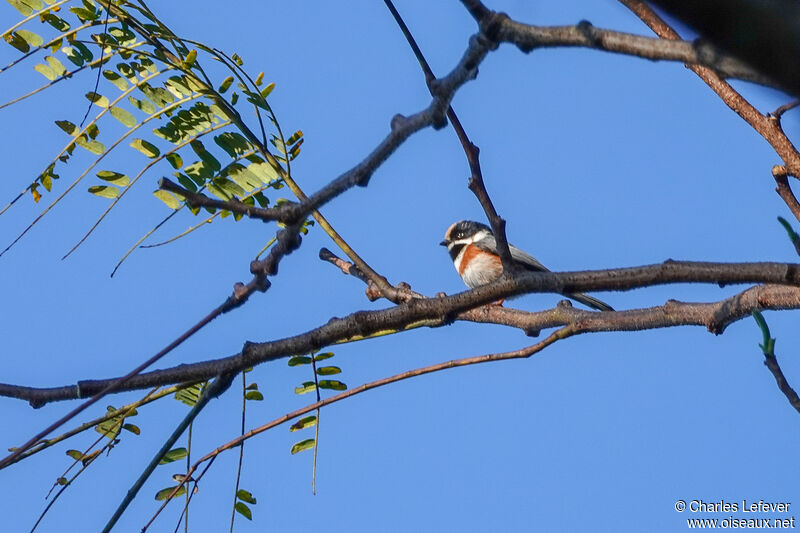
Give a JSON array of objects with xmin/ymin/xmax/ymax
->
[{"xmin": 565, "ymin": 292, "xmax": 614, "ymax": 312}]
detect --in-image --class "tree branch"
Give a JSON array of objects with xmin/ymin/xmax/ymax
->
[
  {"xmin": 147, "ymin": 327, "xmax": 575, "ymax": 513},
  {"xmin": 4, "ymin": 261, "xmax": 800, "ymax": 408},
  {"xmin": 773, "ymin": 166, "xmax": 800, "ymax": 230},
  {"xmin": 460, "ymin": 3, "xmax": 777, "ymax": 88},
  {"xmin": 158, "ymin": 177, "xmax": 297, "ymax": 222},
  {"xmin": 618, "ymin": 0, "xmax": 800, "ymax": 227},
  {"xmin": 384, "ymin": 0, "xmax": 515, "ymax": 270}
]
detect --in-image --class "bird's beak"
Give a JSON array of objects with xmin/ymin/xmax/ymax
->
[{"xmin": 439, "ymin": 240, "xmax": 447, "ymax": 247}]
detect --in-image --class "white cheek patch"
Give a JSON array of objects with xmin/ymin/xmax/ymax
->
[{"xmin": 453, "ymin": 245, "xmax": 466, "ymax": 273}]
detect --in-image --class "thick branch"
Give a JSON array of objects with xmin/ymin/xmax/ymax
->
[
  {"xmin": 4, "ymin": 261, "xmax": 800, "ymax": 407},
  {"xmin": 618, "ymin": 0, "xmax": 800, "ymax": 224},
  {"xmin": 459, "ymin": 4, "xmax": 776, "ymax": 88}
]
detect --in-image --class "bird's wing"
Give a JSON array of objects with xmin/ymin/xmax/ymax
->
[
  {"xmin": 475, "ymin": 235, "xmax": 614, "ymax": 310},
  {"xmin": 474, "ymin": 235, "xmax": 549, "ymax": 272}
]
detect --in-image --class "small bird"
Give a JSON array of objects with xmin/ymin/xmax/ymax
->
[{"xmin": 440, "ymin": 220, "xmax": 613, "ymax": 311}]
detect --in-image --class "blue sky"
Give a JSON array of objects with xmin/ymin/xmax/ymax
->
[{"xmin": 2, "ymin": 1, "xmax": 799, "ymax": 531}]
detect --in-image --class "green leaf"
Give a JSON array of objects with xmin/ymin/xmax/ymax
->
[
  {"xmin": 177, "ymin": 174, "xmax": 197, "ymax": 192},
  {"xmin": 289, "ymin": 415, "xmax": 317, "ymax": 432},
  {"xmin": 55, "ymin": 120, "xmax": 77, "ymax": 136},
  {"xmin": 288, "ymin": 355, "xmax": 312, "ymax": 366},
  {"xmin": 96, "ymin": 170, "xmax": 130, "ymax": 186},
  {"xmin": 260, "ymin": 82, "xmax": 275, "ymax": 98},
  {"xmin": 245, "ymin": 390, "xmax": 263, "ymax": 401},
  {"xmin": 166, "ymin": 152, "xmax": 183, "ymax": 169},
  {"xmin": 66, "ymin": 449, "xmax": 84, "ymax": 461},
  {"xmin": 80, "ymin": 450, "xmax": 101, "ymax": 466},
  {"xmin": 61, "ymin": 46, "xmax": 84, "ymax": 66},
  {"xmin": 245, "ymin": 383, "xmax": 258, "ymax": 390},
  {"xmin": 314, "ymin": 352, "xmax": 335, "ymax": 362},
  {"xmin": 42, "ymin": 13, "xmax": 70, "ymax": 32},
  {"xmin": 85, "ymin": 91, "xmax": 109, "ymax": 108},
  {"xmin": 165, "ymin": 76, "xmax": 193, "ymax": 98},
  {"xmin": 130, "ymin": 138, "xmax": 160, "ymax": 158},
  {"xmin": 777, "ymin": 216, "xmax": 800, "ymax": 249},
  {"xmin": 103, "ymin": 70, "xmax": 129, "ymax": 91},
  {"xmin": 236, "ymin": 489, "xmax": 257, "ymax": 504},
  {"xmin": 69, "ymin": 6, "xmax": 98, "ymax": 22},
  {"xmin": 316, "ymin": 366, "xmax": 341, "ymax": 376},
  {"xmin": 752, "ymin": 311, "xmax": 776, "ymax": 356},
  {"xmin": 175, "ymin": 383, "xmax": 203, "ymax": 406},
  {"xmin": 122, "ymin": 423, "xmax": 140, "ymax": 435},
  {"xmin": 287, "ymin": 130, "xmax": 303, "ymax": 145},
  {"xmin": 128, "ymin": 96, "xmax": 156, "ymax": 115},
  {"xmin": 88, "ymin": 185, "xmax": 119, "ymax": 199},
  {"xmin": 6, "ymin": 0, "xmax": 36, "ymax": 15},
  {"xmin": 33, "ymin": 62, "xmax": 57, "ymax": 81},
  {"xmin": 158, "ymin": 447, "xmax": 188, "ymax": 465},
  {"xmin": 45, "ymin": 56, "xmax": 67, "ymax": 76},
  {"xmin": 234, "ymin": 502, "xmax": 252, "ymax": 520},
  {"xmin": 69, "ymin": 40, "xmax": 93, "ymax": 62},
  {"xmin": 94, "ymin": 405, "xmax": 127, "ymax": 439},
  {"xmin": 6, "ymin": 32, "xmax": 31, "ymax": 53},
  {"xmin": 218, "ymin": 76, "xmax": 233, "ymax": 93},
  {"xmin": 290, "ymin": 438, "xmax": 315, "ymax": 455},
  {"xmin": 155, "ymin": 485, "xmax": 186, "ymax": 501},
  {"xmin": 190, "ymin": 140, "xmax": 221, "ymax": 172},
  {"xmin": 75, "ymin": 136, "xmax": 104, "ymax": 154},
  {"xmin": 16, "ymin": 29, "xmax": 44, "ymax": 48},
  {"xmin": 109, "ymin": 107, "xmax": 137, "ymax": 127},
  {"xmin": 253, "ymin": 191, "xmax": 269, "ymax": 207},
  {"xmin": 57, "ymin": 477, "xmax": 68, "ymax": 486},
  {"xmin": 318, "ymin": 379, "xmax": 347, "ymax": 391},
  {"xmin": 294, "ymin": 381, "xmax": 316, "ymax": 395},
  {"xmin": 214, "ymin": 132, "xmax": 251, "ymax": 158},
  {"xmin": 108, "ymin": 26, "xmax": 136, "ymax": 46},
  {"xmin": 153, "ymin": 189, "xmax": 181, "ymax": 210},
  {"xmin": 34, "ymin": 56, "xmax": 67, "ymax": 80},
  {"xmin": 255, "ymin": 71, "xmax": 264, "ymax": 86},
  {"xmin": 183, "ymin": 49, "xmax": 197, "ymax": 67}
]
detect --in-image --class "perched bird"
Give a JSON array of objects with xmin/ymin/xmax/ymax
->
[{"xmin": 440, "ymin": 220, "xmax": 613, "ymax": 311}]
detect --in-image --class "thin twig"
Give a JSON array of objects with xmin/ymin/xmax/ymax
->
[
  {"xmin": 773, "ymin": 166, "xmax": 800, "ymax": 228},
  {"xmin": 78, "ymin": 1, "xmax": 111, "ymax": 128},
  {"xmin": 771, "ymin": 100, "xmax": 800, "ymax": 120},
  {"xmin": 149, "ymin": 329, "xmax": 574, "ymax": 506},
  {"xmin": 384, "ymin": 0, "xmax": 515, "ymax": 271},
  {"xmin": 752, "ymin": 311, "xmax": 800, "ymax": 413},
  {"xmin": 102, "ymin": 372, "xmax": 235, "ymax": 533},
  {"xmin": 228, "ymin": 371, "xmax": 247, "ymax": 532}
]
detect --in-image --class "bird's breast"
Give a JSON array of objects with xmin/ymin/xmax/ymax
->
[{"xmin": 457, "ymin": 244, "xmax": 503, "ymax": 288}]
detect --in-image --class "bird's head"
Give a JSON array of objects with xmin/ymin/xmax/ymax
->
[{"xmin": 440, "ymin": 220, "xmax": 492, "ymax": 251}]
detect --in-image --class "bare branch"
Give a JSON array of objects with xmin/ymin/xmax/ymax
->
[
  {"xmin": 619, "ymin": 0, "xmax": 800, "ymax": 226},
  {"xmin": 762, "ymin": 347, "xmax": 800, "ymax": 414},
  {"xmin": 152, "ymin": 328, "xmax": 573, "ymax": 509},
  {"xmin": 773, "ymin": 166, "xmax": 800, "ymax": 230},
  {"xmin": 460, "ymin": 4, "xmax": 775, "ymax": 88},
  {"xmin": 158, "ymin": 177, "xmax": 298, "ymax": 223},
  {"xmin": 4, "ymin": 262, "xmax": 800, "ymax": 409},
  {"xmin": 384, "ymin": 0, "xmax": 515, "ymax": 270}
]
